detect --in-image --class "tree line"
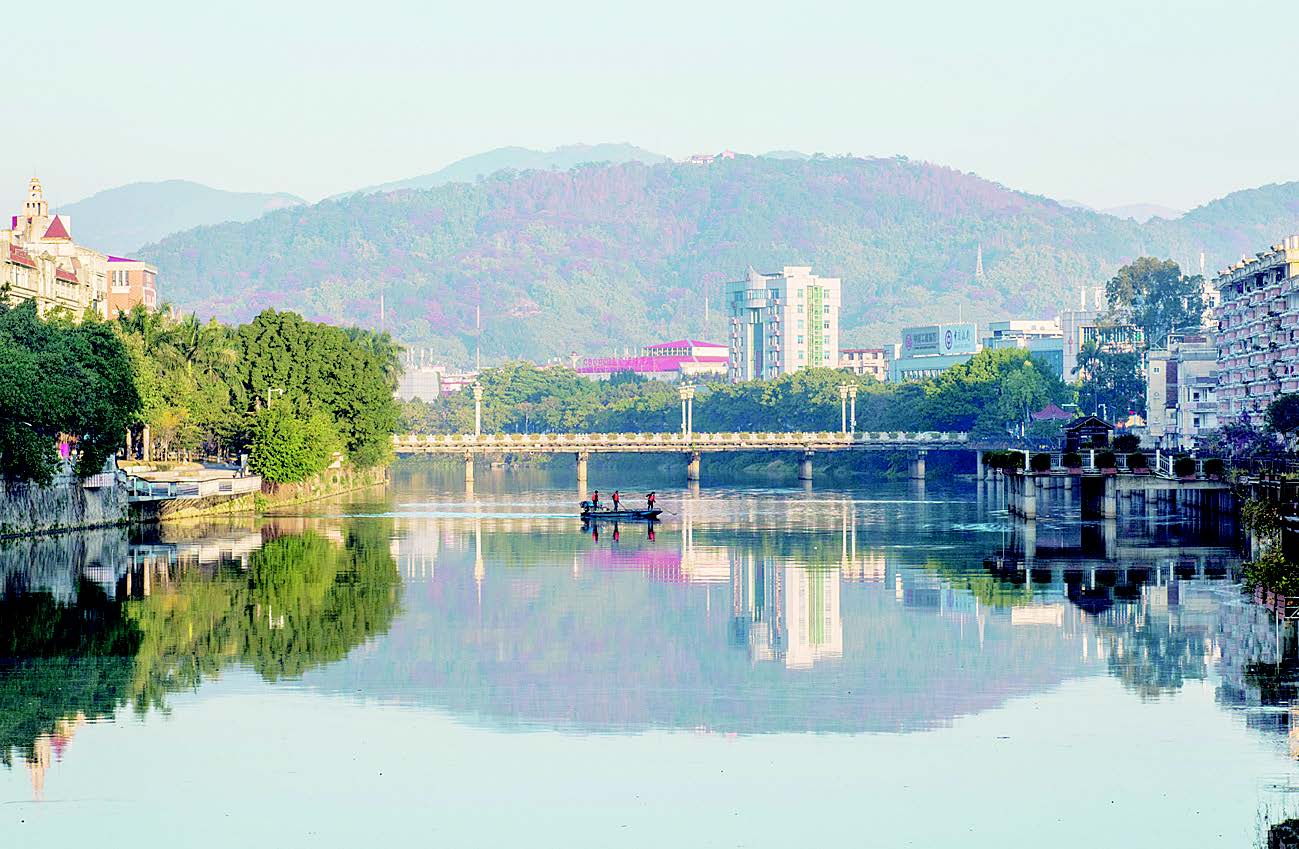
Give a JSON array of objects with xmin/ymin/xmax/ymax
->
[
  {"xmin": 400, "ymin": 346, "xmax": 1074, "ymax": 441},
  {"xmin": 0, "ymin": 299, "xmax": 401, "ymax": 485}
]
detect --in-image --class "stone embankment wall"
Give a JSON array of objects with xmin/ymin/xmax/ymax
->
[
  {"xmin": 259, "ymin": 465, "xmax": 389, "ymax": 509},
  {"xmin": 130, "ymin": 492, "xmax": 257, "ymax": 524},
  {"xmin": 0, "ymin": 478, "xmax": 126, "ymax": 538}
]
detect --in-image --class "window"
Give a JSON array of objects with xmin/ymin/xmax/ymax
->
[
  {"xmin": 797, "ymin": 304, "xmax": 803, "ymax": 313},
  {"xmin": 797, "ymin": 335, "xmax": 804, "ymax": 344},
  {"xmin": 797, "ymin": 320, "xmax": 804, "ymax": 329},
  {"xmin": 797, "ymin": 289, "xmax": 804, "ymax": 299},
  {"xmin": 823, "ymin": 322, "xmax": 830, "ymax": 329}
]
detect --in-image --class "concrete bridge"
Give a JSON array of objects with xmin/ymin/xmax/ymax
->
[{"xmin": 392, "ymin": 430, "xmax": 971, "ymax": 483}]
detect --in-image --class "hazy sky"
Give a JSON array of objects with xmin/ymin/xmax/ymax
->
[{"xmin": 8, "ymin": 0, "xmax": 1295, "ymax": 210}]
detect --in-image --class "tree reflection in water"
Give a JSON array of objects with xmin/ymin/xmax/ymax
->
[{"xmin": 0, "ymin": 519, "xmax": 401, "ymax": 776}]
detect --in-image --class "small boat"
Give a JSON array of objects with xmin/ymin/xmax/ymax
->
[{"xmin": 579, "ymin": 501, "xmax": 662, "ymax": 521}]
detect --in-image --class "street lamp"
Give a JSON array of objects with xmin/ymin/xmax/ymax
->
[
  {"xmin": 838, "ymin": 384, "xmax": 850, "ymax": 433},
  {"xmin": 472, "ymin": 381, "xmax": 484, "ymax": 438},
  {"xmin": 848, "ymin": 385, "xmax": 858, "ymax": 435},
  {"xmin": 678, "ymin": 383, "xmax": 696, "ymax": 437}
]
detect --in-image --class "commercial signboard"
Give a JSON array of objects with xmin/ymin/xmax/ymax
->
[
  {"xmin": 939, "ymin": 322, "xmax": 978, "ymax": 355},
  {"xmin": 901, "ymin": 325, "xmax": 939, "ymax": 356}
]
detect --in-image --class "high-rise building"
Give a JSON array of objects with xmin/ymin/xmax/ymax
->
[
  {"xmin": 725, "ymin": 266, "xmax": 841, "ymax": 382},
  {"xmin": 1, "ymin": 177, "xmax": 158, "ymax": 318},
  {"xmin": 1213, "ymin": 234, "xmax": 1299, "ymax": 422}
]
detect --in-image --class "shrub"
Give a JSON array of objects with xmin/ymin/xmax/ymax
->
[
  {"xmin": 1173, "ymin": 456, "xmax": 1196, "ymax": 478},
  {"xmin": 1113, "ymin": 433, "xmax": 1140, "ymax": 453},
  {"xmin": 1062, "ymin": 451, "xmax": 1082, "ymax": 468},
  {"xmin": 1204, "ymin": 458, "xmax": 1224, "ymax": 477},
  {"xmin": 1095, "ymin": 450, "xmax": 1117, "ymax": 469},
  {"xmin": 249, "ymin": 405, "xmax": 339, "ymax": 484},
  {"xmin": 1030, "ymin": 452, "xmax": 1052, "ymax": 472},
  {"xmin": 1127, "ymin": 451, "xmax": 1148, "ymax": 469}
]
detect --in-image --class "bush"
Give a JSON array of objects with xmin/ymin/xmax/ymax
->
[
  {"xmin": 1203, "ymin": 457, "xmax": 1224, "ymax": 477},
  {"xmin": 1062, "ymin": 451, "xmax": 1082, "ymax": 468},
  {"xmin": 1030, "ymin": 452, "xmax": 1052, "ymax": 472},
  {"xmin": 249, "ymin": 405, "xmax": 339, "ymax": 483},
  {"xmin": 1096, "ymin": 450, "xmax": 1117, "ymax": 469},
  {"xmin": 1113, "ymin": 433, "xmax": 1140, "ymax": 453},
  {"xmin": 1173, "ymin": 456, "xmax": 1196, "ymax": 478},
  {"xmin": 1127, "ymin": 451, "xmax": 1148, "ymax": 469}
]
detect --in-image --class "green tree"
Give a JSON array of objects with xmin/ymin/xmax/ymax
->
[
  {"xmin": 248, "ymin": 405, "xmax": 338, "ymax": 483},
  {"xmin": 1074, "ymin": 340, "xmax": 1144, "ymax": 421},
  {"xmin": 1266, "ymin": 393, "xmax": 1299, "ymax": 437},
  {"xmin": 1105, "ymin": 257, "xmax": 1205, "ymax": 347},
  {"xmin": 0, "ymin": 301, "xmax": 139, "ymax": 482}
]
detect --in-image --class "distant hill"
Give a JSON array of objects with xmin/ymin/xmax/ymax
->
[
  {"xmin": 139, "ymin": 157, "xmax": 1299, "ymax": 364},
  {"xmin": 1100, "ymin": 203, "xmax": 1184, "ymax": 223},
  {"xmin": 761, "ymin": 150, "xmax": 812, "ymax": 160},
  {"xmin": 58, "ymin": 180, "xmax": 302, "ymax": 255},
  {"xmin": 346, "ymin": 143, "xmax": 670, "ymax": 196}
]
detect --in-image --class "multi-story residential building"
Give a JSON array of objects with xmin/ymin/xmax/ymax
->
[
  {"xmin": 578, "ymin": 339, "xmax": 729, "ymax": 381},
  {"xmin": 839, "ymin": 347, "xmax": 889, "ymax": 381},
  {"xmin": 1, "ymin": 177, "xmax": 158, "ymax": 318},
  {"xmin": 1213, "ymin": 234, "xmax": 1299, "ymax": 422},
  {"xmin": 1146, "ymin": 332, "xmax": 1218, "ymax": 450},
  {"xmin": 106, "ymin": 256, "xmax": 158, "ymax": 314},
  {"xmin": 726, "ymin": 266, "xmax": 841, "ymax": 382},
  {"xmin": 888, "ymin": 322, "xmax": 979, "ymax": 381},
  {"xmin": 983, "ymin": 319, "xmax": 1065, "ymax": 378}
]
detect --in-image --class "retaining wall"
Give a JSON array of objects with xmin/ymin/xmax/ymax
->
[{"xmin": 0, "ymin": 478, "xmax": 127, "ymax": 538}]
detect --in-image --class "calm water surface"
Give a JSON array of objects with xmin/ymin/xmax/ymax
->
[{"xmin": 3, "ymin": 466, "xmax": 1297, "ymax": 847}]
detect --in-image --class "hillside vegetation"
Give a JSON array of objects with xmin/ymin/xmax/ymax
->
[{"xmin": 140, "ymin": 156, "xmax": 1299, "ymax": 363}]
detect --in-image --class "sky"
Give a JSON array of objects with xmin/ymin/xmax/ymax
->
[{"xmin": 7, "ymin": 0, "xmax": 1296, "ymax": 211}]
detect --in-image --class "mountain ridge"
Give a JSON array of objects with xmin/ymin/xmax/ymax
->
[
  {"xmin": 137, "ymin": 156, "xmax": 1299, "ymax": 364},
  {"xmin": 57, "ymin": 180, "xmax": 303, "ymax": 255},
  {"xmin": 342, "ymin": 143, "xmax": 670, "ymax": 196}
]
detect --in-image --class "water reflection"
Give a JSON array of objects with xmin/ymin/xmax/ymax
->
[
  {"xmin": 0, "ymin": 519, "xmax": 401, "ymax": 793},
  {"xmin": 4, "ymin": 475, "xmax": 1296, "ymax": 796}
]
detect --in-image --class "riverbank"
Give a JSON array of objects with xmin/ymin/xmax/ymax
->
[
  {"xmin": 0, "ymin": 464, "xmax": 391, "ymax": 539},
  {"xmin": 258, "ymin": 464, "xmax": 390, "ymax": 511}
]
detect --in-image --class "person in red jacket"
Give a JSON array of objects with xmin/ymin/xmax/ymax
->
[{"xmin": 612, "ymin": 490, "xmax": 621, "ymax": 511}]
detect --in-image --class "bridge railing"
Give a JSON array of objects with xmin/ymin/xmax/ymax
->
[{"xmin": 392, "ymin": 431, "xmax": 969, "ymax": 449}]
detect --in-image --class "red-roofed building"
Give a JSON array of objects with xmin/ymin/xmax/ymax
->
[{"xmin": 2, "ymin": 177, "xmax": 160, "ymax": 318}]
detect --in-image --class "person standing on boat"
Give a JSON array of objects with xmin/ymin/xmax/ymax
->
[
  {"xmin": 591, "ymin": 490, "xmax": 600, "ymax": 510},
  {"xmin": 612, "ymin": 490, "xmax": 621, "ymax": 511},
  {"xmin": 646, "ymin": 491, "xmax": 656, "ymax": 510}
]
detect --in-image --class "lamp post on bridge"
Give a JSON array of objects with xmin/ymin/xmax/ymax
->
[
  {"xmin": 678, "ymin": 383, "xmax": 695, "ymax": 438},
  {"xmin": 472, "ymin": 381, "xmax": 483, "ymax": 438},
  {"xmin": 848, "ymin": 385, "xmax": 857, "ymax": 435},
  {"xmin": 838, "ymin": 384, "xmax": 849, "ymax": 433}
]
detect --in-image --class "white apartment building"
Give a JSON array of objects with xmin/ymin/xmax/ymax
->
[
  {"xmin": 1214, "ymin": 234, "xmax": 1299, "ymax": 422},
  {"xmin": 726, "ymin": 266, "xmax": 841, "ymax": 382},
  {"xmin": 1146, "ymin": 332, "xmax": 1218, "ymax": 450}
]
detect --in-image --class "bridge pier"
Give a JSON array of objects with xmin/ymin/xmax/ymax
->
[
  {"xmin": 1021, "ymin": 473, "xmax": 1037, "ymax": 519},
  {"xmin": 1102, "ymin": 475, "xmax": 1117, "ymax": 519},
  {"xmin": 798, "ymin": 451, "xmax": 814, "ymax": 482},
  {"xmin": 909, "ymin": 450, "xmax": 927, "ymax": 480},
  {"xmin": 464, "ymin": 452, "xmax": 475, "ymax": 485},
  {"xmin": 576, "ymin": 451, "xmax": 589, "ymax": 487},
  {"xmin": 686, "ymin": 451, "xmax": 701, "ymax": 482}
]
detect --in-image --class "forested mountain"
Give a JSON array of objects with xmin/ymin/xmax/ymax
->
[
  {"xmin": 138, "ymin": 156, "xmax": 1299, "ymax": 364},
  {"xmin": 345, "ymin": 143, "xmax": 669, "ymax": 196},
  {"xmin": 60, "ymin": 180, "xmax": 303, "ymax": 254}
]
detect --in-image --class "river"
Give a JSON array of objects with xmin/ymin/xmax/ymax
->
[{"xmin": 2, "ymin": 464, "xmax": 1296, "ymax": 847}]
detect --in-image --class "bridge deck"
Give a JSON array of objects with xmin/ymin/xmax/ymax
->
[{"xmin": 393, "ymin": 431, "xmax": 970, "ymax": 455}]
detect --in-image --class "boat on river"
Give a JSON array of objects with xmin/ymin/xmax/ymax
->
[{"xmin": 579, "ymin": 501, "xmax": 662, "ymax": 521}]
